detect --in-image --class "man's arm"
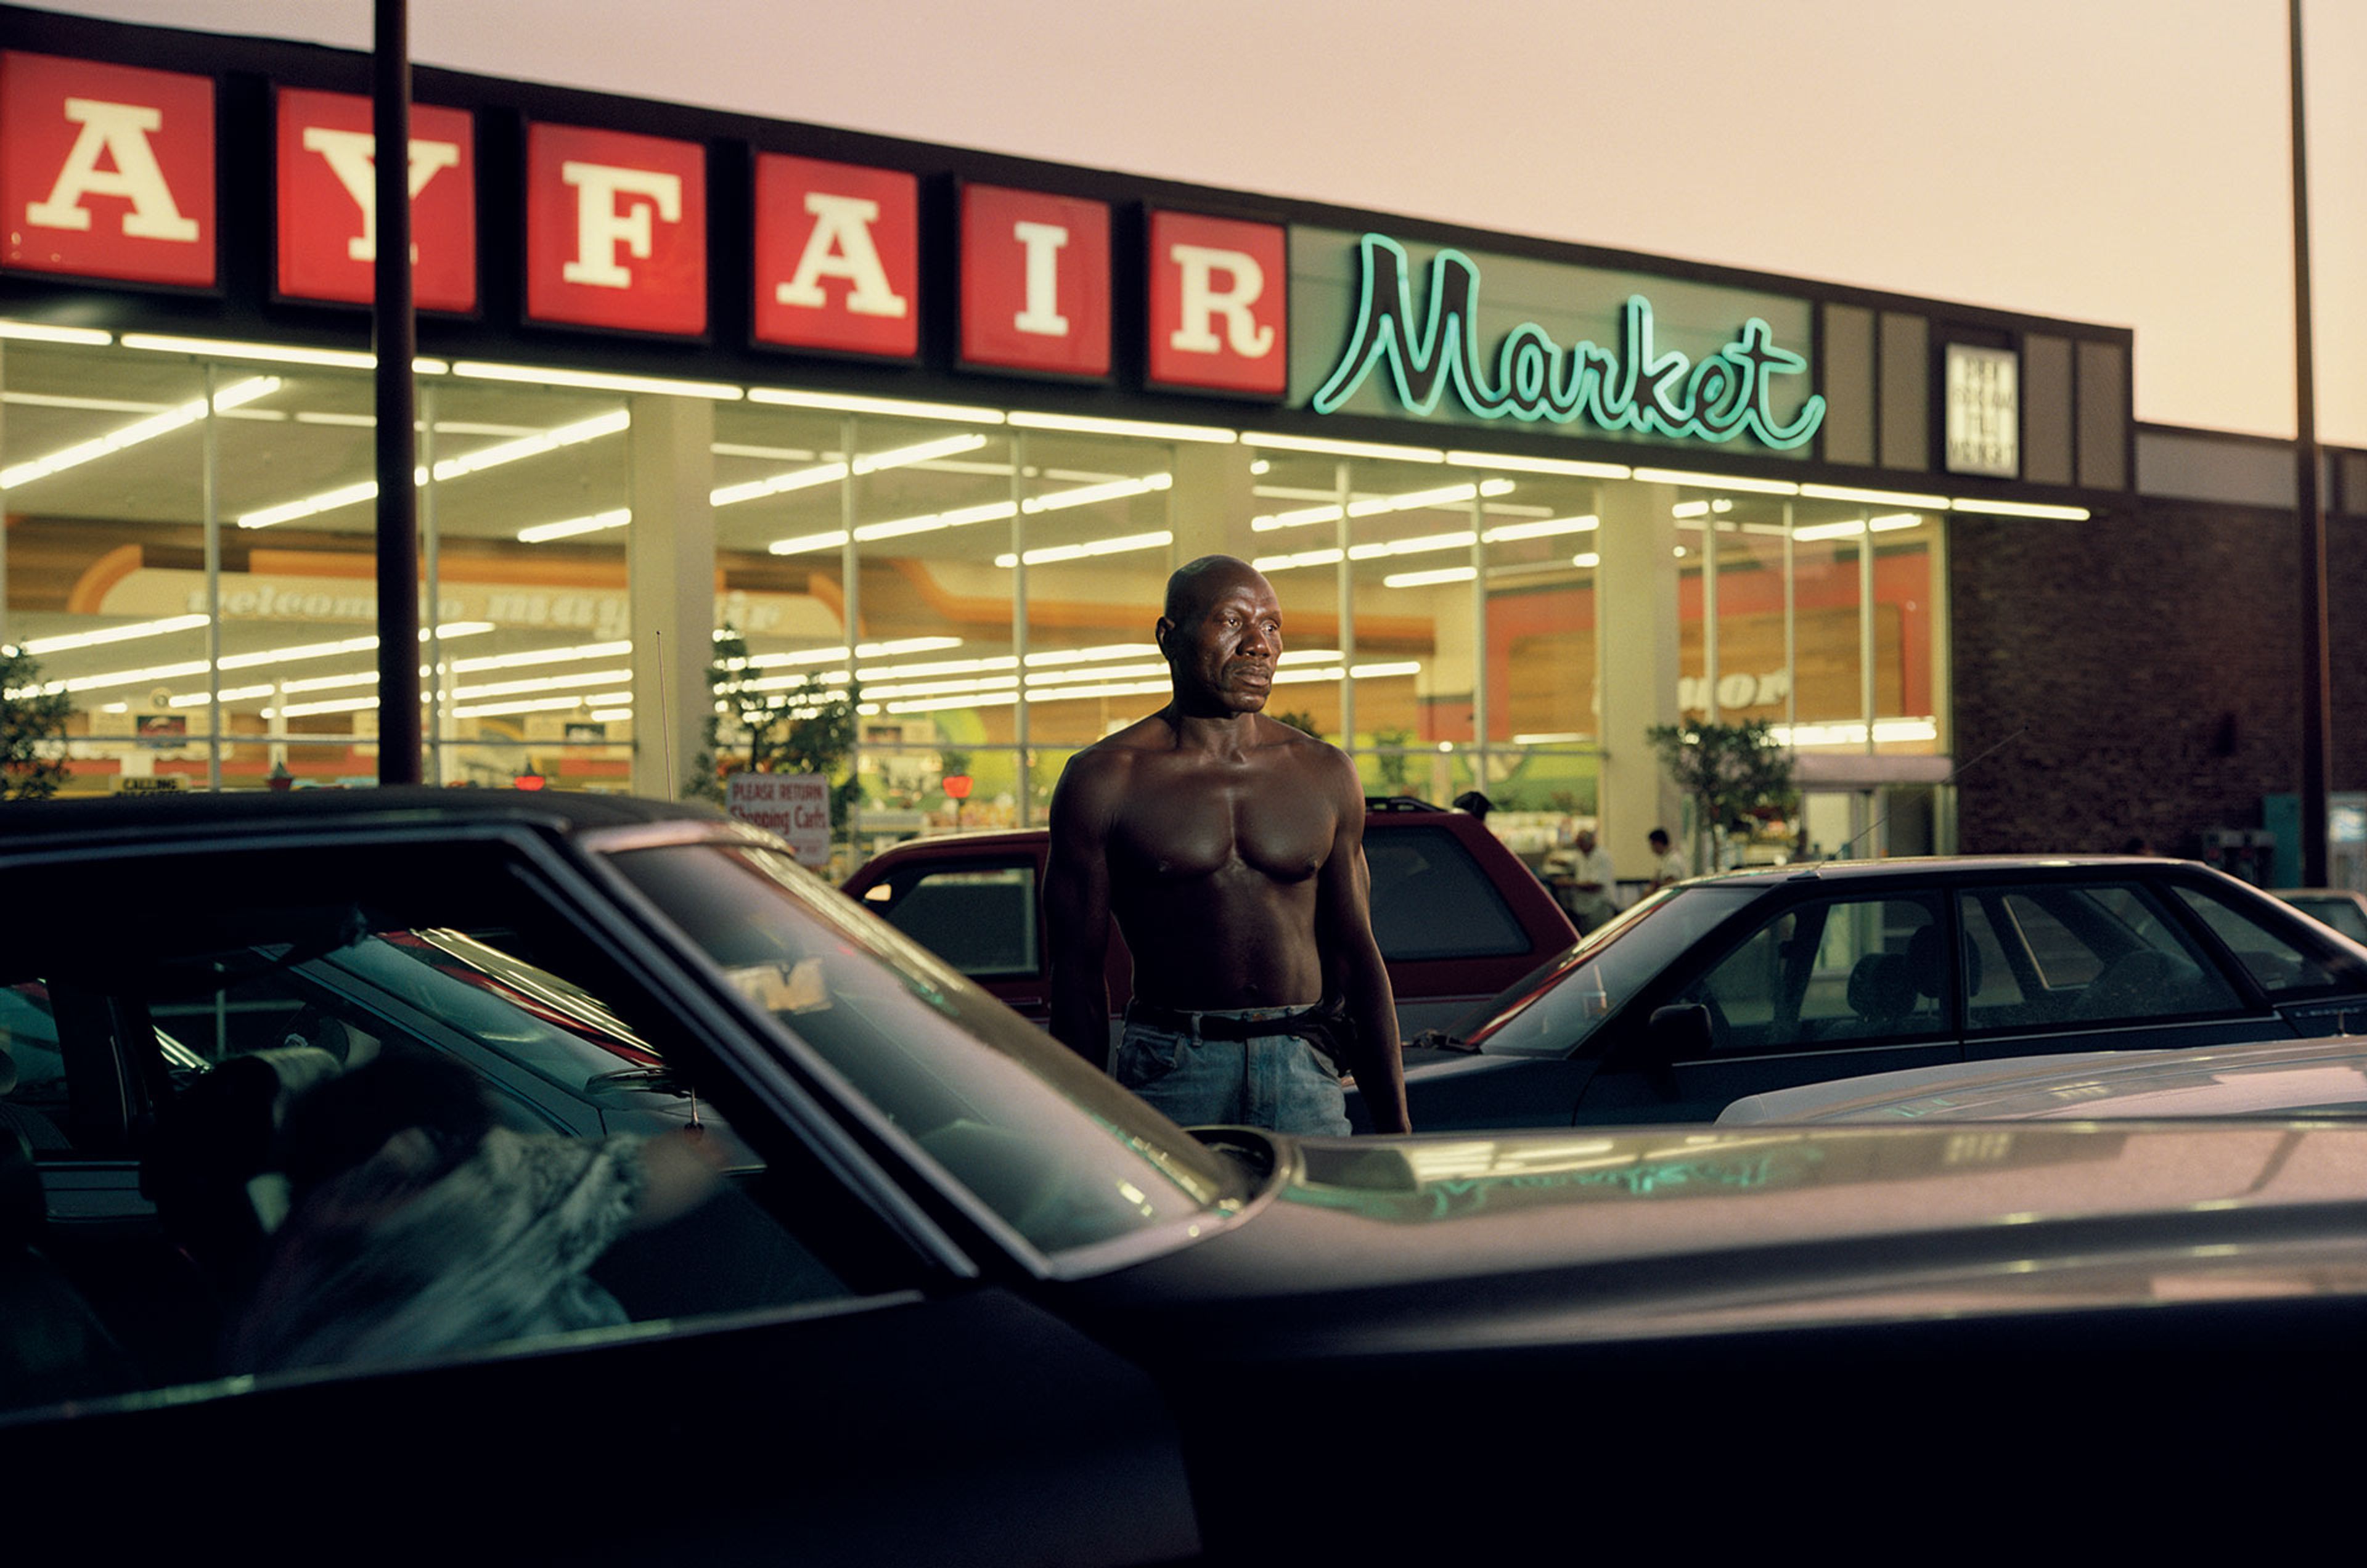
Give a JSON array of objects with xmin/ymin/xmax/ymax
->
[
  {"xmin": 1045, "ymin": 752, "xmax": 1118, "ymax": 1070},
  {"xmin": 1315, "ymin": 754, "xmax": 1409, "ymax": 1133}
]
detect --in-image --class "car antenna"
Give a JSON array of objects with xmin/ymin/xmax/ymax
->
[{"xmin": 1826, "ymin": 724, "xmax": 2028, "ymax": 862}]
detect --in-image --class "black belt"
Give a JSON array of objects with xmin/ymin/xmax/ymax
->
[{"xmin": 1123, "ymin": 1000, "xmax": 1354, "ymax": 1076}]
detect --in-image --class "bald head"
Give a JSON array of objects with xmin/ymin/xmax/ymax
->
[{"xmin": 1164, "ymin": 555, "xmax": 1269, "ymax": 624}]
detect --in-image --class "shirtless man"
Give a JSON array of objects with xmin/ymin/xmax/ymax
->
[{"xmin": 1045, "ymin": 555, "xmax": 1411, "ymax": 1135}]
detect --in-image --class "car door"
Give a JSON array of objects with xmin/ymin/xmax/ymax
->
[
  {"xmin": 1955, "ymin": 876, "xmax": 2271, "ymax": 1062},
  {"xmin": 1579, "ymin": 889, "xmax": 1964, "ymax": 1122},
  {"xmin": 1, "ymin": 822, "xmax": 1203, "ymax": 1561}
]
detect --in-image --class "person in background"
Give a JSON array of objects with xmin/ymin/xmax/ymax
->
[
  {"xmin": 1545, "ymin": 827, "xmax": 1619, "ymax": 934},
  {"xmin": 1647, "ymin": 827, "xmax": 1691, "ymax": 891}
]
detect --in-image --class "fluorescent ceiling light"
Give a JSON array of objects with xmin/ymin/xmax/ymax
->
[
  {"xmin": 451, "ymin": 690, "xmax": 633, "ymax": 719},
  {"xmin": 1791, "ymin": 513, "xmax": 1923, "ymax": 542},
  {"xmin": 1013, "ymin": 679, "xmax": 1170, "ymax": 706},
  {"xmin": 1513, "ymin": 732, "xmax": 1586, "ymax": 745},
  {"xmin": 2, "ymin": 376, "xmax": 280, "ymax": 492},
  {"xmin": 1007, "ymin": 412, "xmax": 1235, "ymax": 444},
  {"xmin": 587, "ymin": 708, "xmax": 632, "ymax": 723},
  {"xmin": 1022, "ymin": 661, "xmax": 1168, "ymax": 687},
  {"xmin": 769, "ymin": 472, "xmax": 1171, "ymax": 555},
  {"xmin": 995, "ymin": 529, "xmax": 1172, "ymax": 568},
  {"xmin": 17, "ymin": 613, "xmax": 210, "ymax": 656},
  {"xmin": 518, "ymin": 508, "xmax": 632, "ymax": 544},
  {"xmin": 1252, "ymin": 478, "xmax": 1514, "ymax": 534},
  {"xmin": 1948, "ymin": 497, "xmax": 2090, "ymax": 520},
  {"xmin": 242, "ymin": 407, "xmax": 631, "ymax": 528},
  {"xmin": 0, "ymin": 320, "xmax": 112, "ymax": 346},
  {"xmin": 1801, "ymin": 483, "xmax": 1949, "ymax": 508},
  {"xmin": 451, "ymin": 668, "xmax": 633, "ymax": 702},
  {"xmin": 452, "ymin": 361, "xmax": 741, "ymax": 400},
  {"xmin": 166, "ymin": 684, "xmax": 276, "ymax": 707},
  {"xmin": 1571, "ymin": 552, "xmax": 1600, "ymax": 568},
  {"xmin": 1444, "ymin": 450, "xmax": 1630, "ymax": 480},
  {"xmin": 120, "ymin": 333, "xmax": 448, "ymax": 374},
  {"xmin": 1483, "ymin": 514, "xmax": 1596, "ymax": 542},
  {"xmin": 1384, "ymin": 566, "xmax": 1478, "ymax": 588},
  {"xmin": 1632, "ymin": 467, "xmax": 1802, "ymax": 497},
  {"xmin": 748, "ymin": 387, "xmax": 1008, "ymax": 425},
  {"xmin": 708, "ymin": 433, "xmax": 989, "ymax": 512},
  {"xmin": 1023, "ymin": 643, "xmax": 1158, "ymax": 668},
  {"xmin": 449, "ymin": 639, "xmax": 632, "ymax": 674},
  {"xmin": 1240, "ymin": 431, "xmax": 1447, "ymax": 463}
]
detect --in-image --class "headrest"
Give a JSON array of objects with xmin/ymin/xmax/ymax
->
[
  {"xmin": 1846, "ymin": 952, "xmax": 1915, "ymax": 1021},
  {"xmin": 141, "ymin": 1046, "xmax": 343, "ymax": 1206}
]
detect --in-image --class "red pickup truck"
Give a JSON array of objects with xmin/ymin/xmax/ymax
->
[{"xmin": 842, "ymin": 798, "xmax": 1577, "ymax": 1042}]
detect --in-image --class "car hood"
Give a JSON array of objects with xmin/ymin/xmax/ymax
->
[
  {"xmin": 1719, "ymin": 1037, "xmax": 2367, "ymax": 1125},
  {"xmin": 1076, "ymin": 1119, "xmax": 2367, "ymax": 1354}
]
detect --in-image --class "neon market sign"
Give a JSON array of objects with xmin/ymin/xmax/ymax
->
[{"xmin": 1312, "ymin": 234, "xmax": 1825, "ymax": 449}]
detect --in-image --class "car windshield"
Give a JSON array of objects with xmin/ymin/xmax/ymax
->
[
  {"xmin": 1457, "ymin": 885, "xmax": 1760, "ymax": 1057},
  {"xmin": 603, "ymin": 839, "xmax": 1253, "ymax": 1259}
]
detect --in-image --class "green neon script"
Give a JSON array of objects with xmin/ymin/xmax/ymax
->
[{"xmin": 1311, "ymin": 233, "xmax": 1825, "ymax": 449}]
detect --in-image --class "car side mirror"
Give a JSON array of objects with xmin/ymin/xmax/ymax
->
[{"xmin": 1646, "ymin": 1003, "xmax": 1715, "ymax": 1060}]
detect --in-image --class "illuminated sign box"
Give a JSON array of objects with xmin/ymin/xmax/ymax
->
[{"xmin": 1944, "ymin": 343, "xmax": 2019, "ymax": 479}]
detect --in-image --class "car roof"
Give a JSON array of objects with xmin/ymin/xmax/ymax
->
[
  {"xmin": 852, "ymin": 806, "xmax": 1480, "ymax": 862},
  {"xmin": 1675, "ymin": 853, "xmax": 2206, "ymax": 889},
  {"xmin": 0, "ymin": 786, "xmax": 727, "ymax": 849},
  {"xmin": 1720, "ymin": 1035, "xmax": 2367, "ymax": 1125}
]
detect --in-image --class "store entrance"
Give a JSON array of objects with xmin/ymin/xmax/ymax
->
[{"xmin": 1800, "ymin": 783, "xmax": 1945, "ymax": 864}]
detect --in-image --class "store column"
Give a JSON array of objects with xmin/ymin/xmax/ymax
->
[
  {"xmin": 627, "ymin": 395, "xmax": 715, "ymax": 799},
  {"xmin": 1594, "ymin": 480, "xmax": 1681, "ymax": 880},
  {"xmin": 1166, "ymin": 443, "xmax": 1260, "ymax": 565}
]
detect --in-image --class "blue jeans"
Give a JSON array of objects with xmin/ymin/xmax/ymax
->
[{"xmin": 1113, "ymin": 1004, "xmax": 1351, "ymax": 1136}]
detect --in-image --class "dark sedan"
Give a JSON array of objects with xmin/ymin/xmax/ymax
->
[
  {"xmin": 1362, "ymin": 855, "xmax": 2367, "ymax": 1130},
  {"xmin": 6, "ymin": 800, "xmax": 2367, "ymax": 1561}
]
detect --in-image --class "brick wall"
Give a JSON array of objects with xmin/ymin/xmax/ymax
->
[{"xmin": 1947, "ymin": 499, "xmax": 2347, "ymax": 855}]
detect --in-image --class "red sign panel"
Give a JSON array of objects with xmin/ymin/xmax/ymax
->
[
  {"xmin": 1147, "ymin": 211, "xmax": 1287, "ymax": 397},
  {"xmin": 753, "ymin": 153, "xmax": 918, "ymax": 359},
  {"xmin": 959, "ymin": 184, "xmax": 1109, "ymax": 378},
  {"xmin": 275, "ymin": 88, "xmax": 476, "ymax": 313},
  {"xmin": 525, "ymin": 121, "xmax": 706, "ymax": 336},
  {"xmin": 1, "ymin": 51, "xmax": 215, "ymax": 288}
]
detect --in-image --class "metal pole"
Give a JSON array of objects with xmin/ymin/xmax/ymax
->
[
  {"xmin": 372, "ymin": 0, "xmax": 422, "ymax": 785},
  {"xmin": 2291, "ymin": 0, "xmax": 2332, "ymax": 884},
  {"xmin": 1010, "ymin": 432, "xmax": 1030, "ymax": 826},
  {"xmin": 203, "ymin": 364, "xmax": 222, "ymax": 791}
]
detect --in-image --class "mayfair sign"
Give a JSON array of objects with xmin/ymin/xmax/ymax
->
[{"xmin": 1313, "ymin": 234, "xmax": 1825, "ymax": 449}]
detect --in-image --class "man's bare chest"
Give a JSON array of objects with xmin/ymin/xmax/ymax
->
[{"xmin": 1109, "ymin": 770, "xmax": 1335, "ymax": 884}]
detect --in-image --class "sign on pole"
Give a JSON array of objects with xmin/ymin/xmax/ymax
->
[{"xmin": 726, "ymin": 772, "xmax": 832, "ymax": 868}]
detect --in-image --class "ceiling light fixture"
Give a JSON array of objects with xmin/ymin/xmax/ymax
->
[
  {"xmin": 1444, "ymin": 450, "xmax": 1631, "ymax": 480},
  {"xmin": 1800, "ymin": 482, "xmax": 1949, "ymax": 508},
  {"xmin": 0, "ymin": 320, "xmax": 112, "ymax": 346},
  {"xmin": 995, "ymin": 529, "xmax": 1173, "ymax": 568},
  {"xmin": 1007, "ymin": 412, "xmax": 1236, "ymax": 444},
  {"xmin": 16, "ymin": 613, "xmax": 210, "ymax": 656},
  {"xmin": 1240, "ymin": 431, "xmax": 1448, "ymax": 463},
  {"xmin": 1, "ymin": 376, "xmax": 281, "ymax": 492},
  {"xmin": 119, "ymin": 333, "xmax": 448, "ymax": 374},
  {"xmin": 242, "ymin": 407, "xmax": 631, "ymax": 529},
  {"xmin": 1631, "ymin": 467, "xmax": 1802, "ymax": 496},
  {"xmin": 451, "ymin": 361, "xmax": 741, "ymax": 399},
  {"xmin": 747, "ymin": 387, "xmax": 1008, "ymax": 424},
  {"xmin": 1251, "ymin": 478, "xmax": 1515, "ymax": 534},
  {"xmin": 1947, "ymin": 497, "xmax": 2091, "ymax": 520}
]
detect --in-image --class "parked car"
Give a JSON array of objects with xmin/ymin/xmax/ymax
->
[
  {"xmin": 14, "ymin": 796, "xmax": 2367, "ymax": 1558},
  {"xmin": 841, "ymin": 797, "xmax": 1576, "ymax": 1040},
  {"xmin": 2276, "ymin": 887, "xmax": 2367, "ymax": 942},
  {"xmin": 1357, "ymin": 855, "xmax": 2367, "ymax": 1130},
  {"xmin": 1719, "ymin": 1033, "xmax": 2367, "ymax": 1125}
]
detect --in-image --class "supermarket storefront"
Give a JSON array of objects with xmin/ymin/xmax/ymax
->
[{"xmin": 0, "ymin": 6, "xmax": 2136, "ymax": 867}]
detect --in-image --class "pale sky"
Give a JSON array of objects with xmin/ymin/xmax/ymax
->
[{"xmin": 41, "ymin": 0, "xmax": 2367, "ymax": 444}]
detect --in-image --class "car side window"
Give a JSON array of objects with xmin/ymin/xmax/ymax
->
[
  {"xmin": 4, "ymin": 843, "xmax": 890, "ymax": 1421},
  {"xmin": 1688, "ymin": 894, "xmax": 1945, "ymax": 1054},
  {"xmin": 1960, "ymin": 883, "xmax": 2242, "ymax": 1033},
  {"xmin": 865, "ymin": 864, "xmax": 1040, "ymax": 978},
  {"xmin": 2173, "ymin": 883, "xmax": 2361, "ymax": 997},
  {"xmin": 1365, "ymin": 827, "xmax": 1529, "ymax": 961}
]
